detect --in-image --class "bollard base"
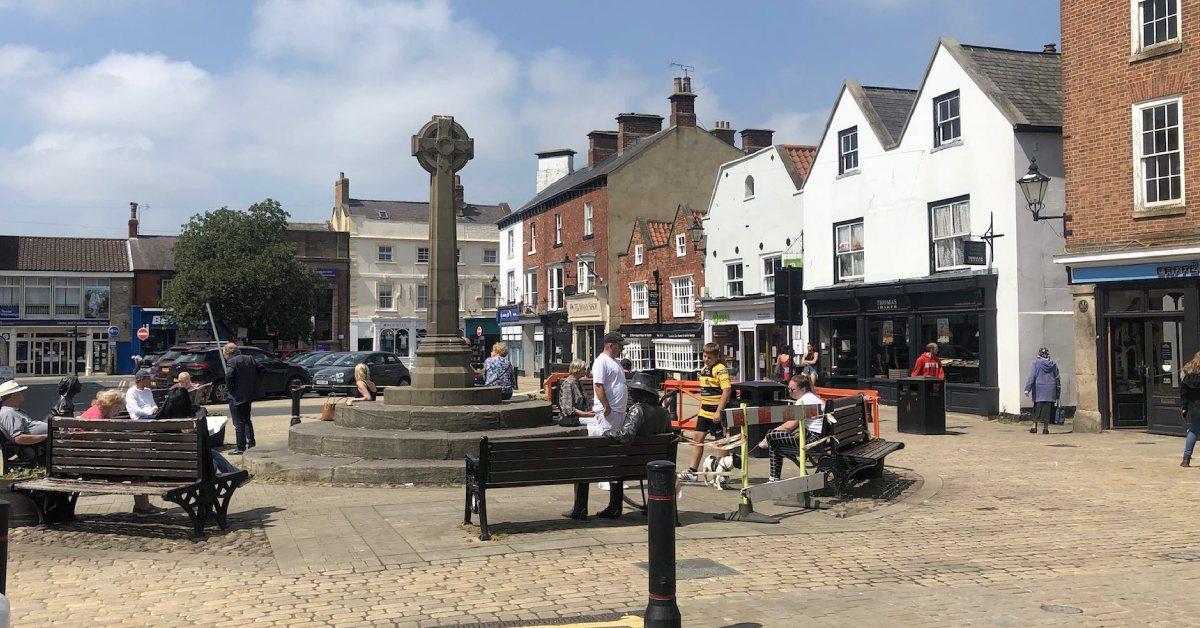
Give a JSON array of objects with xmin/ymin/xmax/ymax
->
[
  {"xmin": 714, "ymin": 502, "xmax": 780, "ymax": 524},
  {"xmin": 289, "ymin": 417, "xmax": 301, "ymax": 426},
  {"xmin": 644, "ymin": 599, "xmax": 681, "ymax": 628}
]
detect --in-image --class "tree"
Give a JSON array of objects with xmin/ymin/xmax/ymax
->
[{"xmin": 162, "ymin": 199, "xmax": 326, "ymax": 342}]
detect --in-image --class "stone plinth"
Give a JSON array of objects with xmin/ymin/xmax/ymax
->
[
  {"xmin": 334, "ymin": 398, "xmax": 551, "ymax": 431},
  {"xmin": 384, "ymin": 385, "xmax": 502, "ymax": 407}
]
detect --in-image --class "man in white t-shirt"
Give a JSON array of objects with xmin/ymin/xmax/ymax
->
[
  {"xmin": 125, "ymin": 370, "xmax": 159, "ymax": 420},
  {"xmin": 590, "ymin": 332, "xmax": 629, "ymax": 437}
]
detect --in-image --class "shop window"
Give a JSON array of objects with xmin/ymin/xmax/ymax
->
[
  {"xmin": 819, "ymin": 317, "xmax": 858, "ymax": 378},
  {"xmin": 501, "ymin": 329, "xmax": 521, "ymax": 370},
  {"xmin": 84, "ymin": 279, "xmax": 110, "ymax": 319},
  {"xmin": 1107, "ymin": 289, "xmax": 1144, "ymax": 312},
  {"xmin": 1148, "ymin": 289, "xmax": 1185, "ymax": 311},
  {"xmin": 919, "ymin": 313, "xmax": 981, "ymax": 384},
  {"xmin": 625, "ymin": 340, "xmax": 654, "ymax": 371},
  {"xmin": 379, "ymin": 329, "xmax": 396, "ymax": 353},
  {"xmin": 654, "ymin": 339, "xmax": 703, "ymax": 373},
  {"xmin": 869, "ymin": 317, "xmax": 910, "ymax": 379},
  {"xmin": 398, "ymin": 329, "xmax": 410, "ymax": 355}
]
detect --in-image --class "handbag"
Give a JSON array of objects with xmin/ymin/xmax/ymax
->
[
  {"xmin": 320, "ymin": 398, "xmax": 338, "ymax": 421},
  {"xmin": 1053, "ymin": 405, "xmax": 1066, "ymax": 425}
]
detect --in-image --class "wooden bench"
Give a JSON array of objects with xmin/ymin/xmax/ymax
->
[
  {"xmin": 807, "ymin": 395, "xmax": 904, "ymax": 496},
  {"xmin": 464, "ymin": 433, "xmax": 677, "ymax": 541},
  {"xmin": 13, "ymin": 417, "xmax": 249, "ymax": 535}
]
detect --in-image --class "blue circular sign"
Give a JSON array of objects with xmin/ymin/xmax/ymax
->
[{"xmin": 107, "ymin": 325, "xmax": 121, "ymax": 338}]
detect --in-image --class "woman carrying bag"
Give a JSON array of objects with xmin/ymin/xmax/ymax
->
[{"xmin": 1023, "ymin": 347, "xmax": 1061, "ymax": 435}]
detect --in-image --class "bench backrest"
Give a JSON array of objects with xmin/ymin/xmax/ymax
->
[
  {"xmin": 478, "ymin": 433, "xmax": 676, "ymax": 488},
  {"xmin": 823, "ymin": 395, "xmax": 869, "ymax": 450},
  {"xmin": 47, "ymin": 417, "xmax": 211, "ymax": 484}
]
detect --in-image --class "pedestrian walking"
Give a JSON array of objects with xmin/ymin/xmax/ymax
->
[
  {"xmin": 1023, "ymin": 347, "xmax": 1061, "ymax": 435},
  {"xmin": 224, "ymin": 342, "xmax": 264, "ymax": 455},
  {"xmin": 679, "ymin": 343, "xmax": 737, "ymax": 489},
  {"xmin": 1179, "ymin": 351, "xmax": 1200, "ymax": 467},
  {"xmin": 911, "ymin": 342, "xmax": 945, "ymax": 379}
]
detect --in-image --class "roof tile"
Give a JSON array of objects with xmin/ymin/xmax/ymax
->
[{"xmin": 15, "ymin": 236, "xmax": 129, "ymax": 272}]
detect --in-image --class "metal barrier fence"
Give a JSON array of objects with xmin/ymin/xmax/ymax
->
[{"xmin": 663, "ymin": 380, "xmax": 881, "ymax": 438}]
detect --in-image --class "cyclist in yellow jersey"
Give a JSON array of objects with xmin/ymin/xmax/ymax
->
[{"xmin": 680, "ymin": 343, "xmax": 737, "ymax": 485}]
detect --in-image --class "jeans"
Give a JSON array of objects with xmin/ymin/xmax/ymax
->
[
  {"xmin": 211, "ymin": 452, "xmax": 240, "ymax": 475},
  {"xmin": 1185, "ymin": 413, "xmax": 1200, "ymax": 458},
  {"xmin": 229, "ymin": 401, "xmax": 255, "ymax": 451}
]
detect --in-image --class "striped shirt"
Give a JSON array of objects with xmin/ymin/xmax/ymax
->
[{"xmin": 697, "ymin": 362, "xmax": 731, "ymax": 420}]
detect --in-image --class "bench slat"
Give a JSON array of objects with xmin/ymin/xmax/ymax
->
[
  {"xmin": 13, "ymin": 478, "xmax": 192, "ymax": 496},
  {"xmin": 54, "ymin": 446, "xmax": 198, "ymax": 460},
  {"xmin": 52, "ymin": 438, "xmax": 198, "ymax": 451},
  {"xmin": 488, "ymin": 462, "xmax": 655, "ymax": 485},
  {"xmin": 486, "ymin": 468, "xmax": 656, "ymax": 488},
  {"xmin": 487, "ymin": 434, "xmax": 673, "ymax": 451},
  {"xmin": 48, "ymin": 431, "xmax": 196, "ymax": 443},
  {"xmin": 52, "ymin": 418, "xmax": 197, "ymax": 432},
  {"xmin": 843, "ymin": 440, "xmax": 903, "ymax": 461},
  {"xmin": 52, "ymin": 465, "xmax": 199, "ymax": 480},
  {"xmin": 489, "ymin": 452, "xmax": 672, "ymax": 474},
  {"xmin": 488, "ymin": 442, "xmax": 675, "ymax": 462},
  {"xmin": 54, "ymin": 456, "xmax": 200, "ymax": 471}
]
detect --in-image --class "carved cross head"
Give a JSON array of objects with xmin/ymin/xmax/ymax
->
[{"xmin": 412, "ymin": 115, "xmax": 474, "ymax": 175}]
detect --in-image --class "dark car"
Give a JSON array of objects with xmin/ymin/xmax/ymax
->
[
  {"xmin": 151, "ymin": 344, "xmax": 208, "ymax": 389},
  {"xmin": 287, "ymin": 350, "xmax": 314, "ymax": 364},
  {"xmin": 292, "ymin": 351, "xmax": 332, "ymax": 368},
  {"xmin": 305, "ymin": 351, "xmax": 346, "ymax": 377},
  {"xmin": 169, "ymin": 345, "xmax": 312, "ymax": 403},
  {"xmin": 311, "ymin": 352, "xmax": 410, "ymax": 394},
  {"xmin": 138, "ymin": 351, "xmax": 166, "ymax": 370}
]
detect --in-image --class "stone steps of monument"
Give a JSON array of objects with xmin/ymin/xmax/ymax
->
[
  {"xmin": 289, "ymin": 421, "xmax": 585, "ymax": 460},
  {"xmin": 241, "ymin": 445, "xmax": 465, "ymax": 485},
  {"xmin": 333, "ymin": 398, "xmax": 553, "ymax": 432}
]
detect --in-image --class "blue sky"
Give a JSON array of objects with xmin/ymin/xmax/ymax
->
[{"xmin": 0, "ymin": 0, "xmax": 1059, "ymax": 237}]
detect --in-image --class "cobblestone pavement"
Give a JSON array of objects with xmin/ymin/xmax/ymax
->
[{"xmin": 8, "ymin": 407, "xmax": 1200, "ymax": 626}]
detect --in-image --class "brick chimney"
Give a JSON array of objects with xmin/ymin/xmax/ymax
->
[
  {"xmin": 669, "ymin": 76, "xmax": 697, "ymax": 127},
  {"xmin": 334, "ymin": 172, "xmax": 350, "ymax": 209},
  {"xmin": 535, "ymin": 148, "xmax": 576, "ymax": 192},
  {"xmin": 616, "ymin": 113, "xmax": 664, "ymax": 154},
  {"xmin": 454, "ymin": 175, "xmax": 465, "ymax": 211},
  {"xmin": 740, "ymin": 128, "xmax": 774, "ymax": 154},
  {"xmin": 588, "ymin": 130, "xmax": 619, "ymax": 166},
  {"xmin": 128, "ymin": 202, "xmax": 139, "ymax": 238},
  {"xmin": 711, "ymin": 121, "xmax": 736, "ymax": 146},
  {"xmin": 1043, "ymin": 43, "xmax": 1057, "ymax": 53}
]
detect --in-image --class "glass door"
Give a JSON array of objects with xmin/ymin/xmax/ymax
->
[
  {"xmin": 1109, "ymin": 319, "xmax": 1147, "ymax": 428},
  {"xmin": 1146, "ymin": 318, "xmax": 1186, "ymax": 436},
  {"xmin": 1108, "ymin": 317, "xmax": 1187, "ymax": 433}
]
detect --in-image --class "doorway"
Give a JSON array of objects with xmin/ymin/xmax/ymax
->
[
  {"xmin": 741, "ymin": 330, "xmax": 755, "ymax": 380},
  {"xmin": 1108, "ymin": 318, "xmax": 1186, "ymax": 434}
]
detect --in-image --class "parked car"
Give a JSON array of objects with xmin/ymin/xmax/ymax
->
[
  {"xmin": 305, "ymin": 351, "xmax": 346, "ymax": 377},
  {"xmin": 292, "ymin": 351, "xmax": 332, "ymax": 368},
  {"xmin": 169, "ymin": 345, "xmax": 312, "ymax": 403},
  {"xmin": 151, "ymin": 344, "xmax": 208, "ymax": 388},
  {"xmin": 286, "ymin": 350, "xmax": 314, "ymax": 364},
  {"xmin": 138, "ymin": 351, "xmax": 166, "ymax": 370},
  {"xmin": 311, "ymin": 352, "xmax": 410, "ymax": 394}
]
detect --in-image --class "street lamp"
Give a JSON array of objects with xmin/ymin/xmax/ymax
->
[
  {"xmin": 688, "ymin": 216, "xmax": 705, "ymax": 251},
  {"xmin": 1017, "ymin": 157, "xmax": 1065, "ymax": 237}
]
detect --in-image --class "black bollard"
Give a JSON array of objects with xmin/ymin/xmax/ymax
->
[
  {"xmin": 290, "ymin": 386, "xmax": 303, "ymax": 426},
  {"xmin": 644, "ymin": 460, "xmax": 681, "ymax": 628},
  {"xmin": 0, "ymin": 500, "xmax": 9, "ymax": 595}
]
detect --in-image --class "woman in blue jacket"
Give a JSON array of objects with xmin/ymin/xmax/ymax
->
[{"xmin": 1024, "ymin": 347, "xmax": 1061, "ymax": 435}]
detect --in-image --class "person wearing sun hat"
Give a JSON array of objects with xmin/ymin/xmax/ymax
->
[{"xmin": 0, "ymin": 380, "xmax": 48, "ymax": 445}]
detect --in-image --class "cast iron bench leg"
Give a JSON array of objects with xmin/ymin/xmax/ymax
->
[{"xmin": 477, "ymin": 487, "xmax": 491, "ymax": 541}]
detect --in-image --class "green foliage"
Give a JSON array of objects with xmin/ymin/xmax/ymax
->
[{"xmin": 162, "ymin": 199, "xmax": 326, "ymax": 340}]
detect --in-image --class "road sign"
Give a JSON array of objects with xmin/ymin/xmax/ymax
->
[
  {"xmin": 107, "ymin": 325, "xmax": 121, "ymax": 338},
  {"xmin": 137, "ymin": 327, "xmax": 151, "ymax": 341}
]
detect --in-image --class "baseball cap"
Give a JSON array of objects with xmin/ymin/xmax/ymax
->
[
  {"xmin": 135, "ymin": 369, "xmax": 153, "ymax": 380},
  {"xmin": 602, "ymin": 331, "xmax": 625, "ymax": 346}
]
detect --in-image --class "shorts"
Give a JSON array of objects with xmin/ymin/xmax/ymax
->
[{"xmin": 694, "ymin": 416, "xmax": 726, "ymax": 438}]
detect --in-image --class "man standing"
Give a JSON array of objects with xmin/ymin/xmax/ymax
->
[
  {"xmin": 911, "ymin": 342, "xmax": 945, "ymax": 379},
  {"xmin": 224, "ymin": 342, "xmax": 264, "ymax": 454},
  {"xmin": 591, "ymin": 332, "xmax": 629, "ymax": 437}
]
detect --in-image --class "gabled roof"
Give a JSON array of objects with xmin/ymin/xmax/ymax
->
[
  {"xmin": 645, "ymin": 220, "xmax": 673, "ymax": 247},
  {"xmin": 779, "ymin": 144, "xmax": 818, "ymax": 188},
  {"xmin": 346, "ymin": 198, "xmax": 509, "ymax": 225},
  {"xmin": 0, "ymin": 236, "xmax": 131, "ymax": 272},
  {"xmin": 859, "ymin": 86, "xmax": 919, "ymax": 146},
  {"xmin": 129, "ymin": 236, "xmax": 178, "ymax": 271},
  {"xmin": 950, "ymin": 38, "xmax": 1062, "ymax": 128},
  {"xmin": 620, "ymin": 204, "xmax": 698, "ymax": 258}
]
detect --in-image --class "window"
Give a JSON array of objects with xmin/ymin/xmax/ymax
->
[
  {"xmin": 919, "ymin": 314, "xmax": 981, "ymax": 384},
  {"xmin": 377, "ymin": 210, "xmax": 389, "ymax": 219},
  {"xmin": 675, "ymin": 234, "xmax": 687, "ymax": 257},
  {"xmin": 670, "ymin": 276, "xmax": 694, "ymax": 317},
  {"xmin": 1137, "ymin": 0, "xmax": 1180, "ymax": 50},
  {"xmin": 456, "ymin": 248, "xmax": 461, "ymax": 263},
  {"xmin": 584, "ymin": 202, "xmax": 593, "ymax": 237},
  {"xmin": 417, "ymin": 247, "xmax": 430, "ymax": 263},
  {"xmin": 835, "ymin": 220, "xmax": 865, "ymax": 282},
  {"xmin": 529, "ymin": 223, "xmax": 537, "ymax": 253},
  {"xmin": 635, "ymin": 244, "xmax": 644, "ymax": 265},
  {"xmin": 654, "ymin": 339, "xmax": 703, "ymax": 373},
  {"xmin": 377, "ymin": 245, "xmax": 393, "ymax": 262},
  {"xmin": 379, "ymin": 329, "xmax": 396, "ymax": 353},
  {"xmin": 160, "ymin": 278, "xmax": 170, "ymax": 298},
  {"xmin": 483, "ymin": 283, "xmax": 499, "ymax": 309},
  {"xmin": 819, "ymin": 317, "xmax": 859, "ymax": 378},
  {"xmin": 555, "ymin": 214, "xmax": 563, "ymax": 245},
  {"xmin": 524, "ymin": 270, "xmax": 538, "ymax": 310},
  {"xmin": 933, "ymin": 90, "xmax": 961, "ymax": 147},
  {"xmin": 0, "ymin": 277, "xmax": 18, "ymax": 314},
  {"xmin": 506, "ymin": 230, "xmax": 514, "ymax": 259},
  {"xmin": 838, "ymin": 127, "xmax": 859, "ymax": 174},
  {"xmin": 1135, "ymin": 97, "xmax": 1184, "ymax": 208},
  {"xmin": 23, "ymin": 277, "xmax": 50, "ymax": 316},
  {"xmin": 762, "ymin": 256, "xmax": 782, "ymax": 294},
  {"xmin": 548, "ymin": 266, "xmax": 564, "ymax": 310},
  {"xmin": 625, "ymin": 340, "xmax": 653, "ymax": 371},
  {"xmin": 416, "ymin": 284, "xmax": 429, "ymax": 310},
  {"xmin": 577, "ymin": 258, "xmax": 595, "ymax": 293},
  {"xmin": 506, "ymin": 270, "xmax": 516, "ymax": 304},
  {"xmin": 484, "ymin": 249, "xmax": 497, "ymax": 264},
  {"xmin": 377, "ymin": 282, "xmax": 393, "ymax": 309},
  {"xmin": 931, "ymin": 199, "xmax": 971, "ymax": 270},
  {"xmin": 868, "ymin": 317, "xmax": 910, "ymax": 379},
  {"xmin": 725, "ymin": 262, "xmax": 744, "ymax": 297},
  {"xmin": 53, "ymin": 278, "xmax": 81, "ymax": 316},
  {"xmin": 744, "ymin": 175, "xmax": 755, "ymax": 199},
  {"xmin": 630, "ymin": 282, "xmax": 649, "ymax": 319}
]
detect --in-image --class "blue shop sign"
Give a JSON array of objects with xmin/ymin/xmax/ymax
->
[
  {"xmin": 497, "ymin": 306, "xmax": 520, "ymax": 324},
  {"xmin": 316, "ymin": 268, "xmax": 338, "ymax": 278},
  {"xmin": 1070, "ymin": 260, "xmax": 1200, "ymax": 284},
  {"xmin": 0, "ymin": 305, "xmax": 17, "ymax": 319}
]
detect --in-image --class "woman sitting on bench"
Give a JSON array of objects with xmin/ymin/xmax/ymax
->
[
  {"xmin": 80, "ymin": 390, "xmax": 164, "ymax": 515},
  {"xmin": 764, "ymin": 375, "xmax": 825, "ymax": 483}
]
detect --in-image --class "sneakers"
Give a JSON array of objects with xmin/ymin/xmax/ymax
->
[
  {"xmin": 767, "ymin": 476, "xmax": 780, "ymax": 483},
  {"xmin": 132, "ymin": 505, "xmax": 165, "ymax": 516},
  {"xmin": 678, "ymin": 470, "xmax": 701, "ymax": 484},
  {"xmin": 714, "ymin": 475, "xmax": 731, "ymax": 491}
]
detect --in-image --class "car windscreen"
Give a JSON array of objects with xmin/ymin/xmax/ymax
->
[
  {"xmin": 298, "ymin": 352, "xmax": 328, "ymax": 365},
  {"xmin": 332, "ymin": 354, "xmax": 366, "ymax": 367},
  {"xmin": 313, "ymin": 353, "xmax": 344, "ymax": 366},
  {"xmin": 174, "ymin": 352, "xmax": 206, "ymax": 365}
]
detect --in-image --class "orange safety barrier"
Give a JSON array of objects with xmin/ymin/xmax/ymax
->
[{"xmin": 665, "ymin": 379, "xmax": 881, "ymax": 438}]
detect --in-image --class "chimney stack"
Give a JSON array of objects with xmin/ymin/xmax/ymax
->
[
  {"xmin": 588, "ymin": 130, "xmax": 619, "ymax": 166},
  {"xmin": 740, "ymin": 128, "xmax": 775, "ymax": 154},
  {"xmin": 711, "ymin": 121, "xmax": 736, "ymax": 146},
  {"xmin": 535, "ymin": 148, "xmax": 576, "ymax": 192},
  {"xmin": 454, "ymin": 175, "xmax": 465, "ymax": 212},
  {"xmin": 335, "ymin": 172, "xmax": 350, "ymax": 209},
  {"xmin": 616, "ymin": 113, "xmax": 664, "ymax": 154},
  {"xmin": 669, "ymin": 76, "xmax": 697, "ymax": 127},
  {"xmin": 128, "ymin": 202, "xmax": 139, "ymax": 238},
  {"xmin": 1043, "ymin": 43, "xmax": 1057, "ymax": 53}
]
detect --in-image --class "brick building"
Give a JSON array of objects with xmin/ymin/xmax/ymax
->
[
  {"xmin": 1057, "ymin": 0, "xmax": 1198, "ymax": 435},
  {"xmin": 497, "ymin": 76, "xmax": 743, "ymax": 375},
  {"xmin": 283, "ymin": 222, "xmax": 351, "ymax": 353},
  {"xmin": 615, "ymin": 205, "xmax": 705, "ymax": 376}
]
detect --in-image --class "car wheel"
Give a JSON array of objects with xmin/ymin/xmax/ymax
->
[{"xmin": 211, "ymin": 381, "xmax": 230, "ymax": 404}]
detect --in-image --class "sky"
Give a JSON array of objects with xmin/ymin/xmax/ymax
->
[{"xmin": 0, "ymin": 0, "xmax": 1060, "ymax": 238}]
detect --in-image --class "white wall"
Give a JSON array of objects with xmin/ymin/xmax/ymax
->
[{"xmin": 499, "ymin": 222, "xmax": 523, "ymax": 306}]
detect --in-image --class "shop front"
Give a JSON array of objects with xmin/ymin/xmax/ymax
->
[
  {"xmin": 702, "ymin": 296, "xmax": 801, "ymax": 382},
  {"xmin": 566, "ymin": 290, "xmax": 608, "ymax": 367},
  {"xmin": 130, "ymin": 307, "xmax": 178, "ymax": 359},
  {"xmin": 497, "ymin": 305, "xmax": 540, "ymax": 377},
  {"xmin": 806, "ymin": 274, "xmax": 998, "ymax": 414},
  {"xmin": 2, "ymin": 322, "xmax": 114, "ymax": 376},
  {"xmin": 540, "ymin": 312, "xmax": 572, "ymax": 374},
  {"xmin": 362, "ymin": 319, "xmax": 426, "ymax": 367},
  {"xmin": 1067, "ymin": 259, "xmax": 1198, "ymax": 436}
]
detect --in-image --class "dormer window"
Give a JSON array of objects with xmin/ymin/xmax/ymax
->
[
  {"xmin": 838, "ymin": 127, "xmax": 859, "ymax": 175},
  {"xmin": 378, "ymin": 210, "xmax": 389, "ymax": 219},
  {"xmin": 744, "ymin": 175, "xmax": 755, "ymax": 200},
  {"xmin": 933, "ymin": 91, "xmax": 961, "ymax": 147}
]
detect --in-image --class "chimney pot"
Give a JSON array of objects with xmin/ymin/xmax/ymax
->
[
  {"xmin": 335, "ymin": 172, "xmax": 350, "ymax": 209},
  {"xmin": 587, "ymin": 130, "xmax": 619, "ymax": 165},
  {"xmin": 668, "ymin": 76, "xmax": 698, "ymax": 128},
  {"xmin": 711, "ymin": 121, "xmax": 736, "ymax": 146},
  {"xmin": 128, "ymin": 202, "xmax": 139, "ymax": 238},
  {"xmin": 1043, "ymin": 43, "xmax": 1057, "ymax": 53},
  {"xmin": 740, "ymin": 128, "xmax": 775, "ymax": 154}
]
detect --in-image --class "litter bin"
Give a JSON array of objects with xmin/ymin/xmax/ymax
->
[
  {"xmin": 897, "ymin": 377, "xmax": 946, "ymax": 435},
  {"xmin": 731, "ymin": 380, "xmax": 789, "ymax": 457}
]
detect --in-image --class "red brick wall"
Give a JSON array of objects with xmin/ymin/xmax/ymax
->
[
  {"xmin": 616, "ymin": 208, "xmax": 705, "ymax": 325},
  {"xmin": 1062, "ymin": 0, "xmax": 1200, "ymax": 251},
  {"xmin": 133, "ymin": 271, "xmax": 171, "ymax": 307},
  {"xmin": 522, "ymin": 186, "xmax": 609, "ymax": 309}
]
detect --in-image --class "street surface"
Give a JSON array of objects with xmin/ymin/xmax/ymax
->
[{"xmin": 6, "ymin": 398, "xmax": 1200, "ymax": 627}]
